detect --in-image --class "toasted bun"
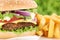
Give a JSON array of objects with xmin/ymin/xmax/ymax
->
[
  {"xmin": 0, "ymin": 30, "xmax": 36, "ymax": 39},
  {"xmin": 0, "ymin": 0, "xmax": 37, "ymax": 11}
]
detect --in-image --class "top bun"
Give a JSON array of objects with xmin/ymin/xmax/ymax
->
[{"xmin": 0, "ymin": 0, "xmax": 37, "ymax": 11}]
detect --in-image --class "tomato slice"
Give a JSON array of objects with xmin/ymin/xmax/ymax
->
[
  {"xmin": 3, "ymin": 20, "xmax": 8, "ymax": 23},
  {"xmin": 3, "ymin": 16, "xmax": 23, "ymax": 23},
  {"xmin": 0, "ymin": 20, "xmax": 2, "ymax": 22},
  {"xmin": 9, "ymin": 16, "xmax": 20, "ymax": 22}
]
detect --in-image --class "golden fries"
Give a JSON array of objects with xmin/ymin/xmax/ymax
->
[
  {"xmin": 36, "ymin": 13, "xmax": 42, "ymax": 25},
  {"xmin": 37, "ymin": 30, "xmax": 43, "ymax": 36},
  {"xmin": 48, "ymin": 19, "xmax": 55, "ymax": 38},
  {"xmin": 51, "ymin": 13, "xmax": 60, "ymax": 23},
  {"xmin": 44, "ymin": 15, "xmax": 50, "ymax": 24},
  {"xmin": 36, "ymin": 13, "xmax": 60, "ymax": 38},
  {"xmin": 36, "ymin": 13, "xmax": 46, "ymax": 30},
  {"xmin": 39, "ymin": 16, "xmax": 46, "ymax": 30},
  {"xmin": 54, "ymin": 24, "xmax": 60, "ymax": 38},
  {"xmin": 42, "ymin": 24, "xmax": 48, "ymax": 31}
]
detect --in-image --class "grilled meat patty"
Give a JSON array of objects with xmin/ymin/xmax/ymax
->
[
  {"xmin": 17, "ymin": 22, "xmax": 35, "ymax": 28},
  {"xmin": 2, "ymin": 23, "xmax": 18, "ymax": 31},
  {"xmin": 2, "ymin": 22, "xmax": 36, "ymax": 31}
]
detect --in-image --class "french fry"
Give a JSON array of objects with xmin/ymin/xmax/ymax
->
[
  {"xmin": 54, "ymin": 24, "xmax": 60, "ymax": 38},
  {"xmin": 57, "ymin": 16, "xmax": 60, "ymax": 19},
  {"xmin": 39, "ymin": 16, "xmax": 46, "ymax": 30},
  {"xmin": 35, "ymin": 13, "xmax": 42, "ymax": 25},
  {"xmin": 37, "ymin": 31, "xmax": 43, "ymax": 36},
  {"xmin": 48, "ymin": 19, "xmax": 55, "ymax": 38},
  {"xmin": 51, "ymin": 14, "xmax": 60, "ymax": 23},
  {"xmin": 42, "ymin": 24, "xmax": 48, "ymax": 31},
  {"xmin": 51, "ymin": 13, "xmax": 60, "ymax": 19},
  {"xmin": 42, "ymin": 24, "xmax": 48, "ymax": 37},
  {"xmin": 43, "ymin": 31, "xmax": 48, "ymax": 37},
  {"xmin": 51, "ymin": 13, "xmax": 57, "ymax": 17},
  {"xmin": 44, "ymin": 15, "xmax": 50, "ymax": 24}
]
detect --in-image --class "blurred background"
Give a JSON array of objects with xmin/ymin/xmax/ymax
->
[{"xmin": 34, "ymin": 0, "xmax": 60, "ymax": 15}]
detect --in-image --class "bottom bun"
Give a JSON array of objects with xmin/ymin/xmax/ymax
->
[{"xmin": 0, "ymin": 30, "xmax": 36, "ymax": 39}]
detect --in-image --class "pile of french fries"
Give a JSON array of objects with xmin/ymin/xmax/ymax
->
[{"xmin": 36, "ymin": 13, "xmax": 60, "ymax": 38}]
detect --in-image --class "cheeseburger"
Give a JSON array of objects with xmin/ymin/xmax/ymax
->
[{"xmin": 0, "ymin": 0, "xmax": 37, "ymax": 39}]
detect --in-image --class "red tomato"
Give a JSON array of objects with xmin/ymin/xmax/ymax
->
[
  {"xmin": 3, "ymin": 16, "xmax": 23, "ymax": 23},
  {"xmin": 9, "ymin": 16, "xmax": 20, "ymax": 22},
  {"xmin": 0, "ymin": 20, "xmax": 7, "ymax": 23},
  {"xmin": 0, "ymin": 20, "xmax": 2, "ymax": 22},
  {"xmin": 3, "ymin": 20, "xmax": 8, "ymax": 23}
]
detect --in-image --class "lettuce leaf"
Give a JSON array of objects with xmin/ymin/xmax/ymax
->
[
  {"xmin": 3, "ymin": 12, "xmax": 14, "ymax": 18},
  {"xmin": 0, "ymin": 26, "xmax": 38, "ymax": 34},
  {"xmin": 0, "ymin": 12, "xmax": 3, "ymax": 20},
  {"xmin": 0, "ymin": 12, "xmax": 14, "ymax": 20}
]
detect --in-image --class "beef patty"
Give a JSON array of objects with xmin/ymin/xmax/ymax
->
[{"xmin": 2, "ymin": 22, "xmax": 36, "ymax": 31}]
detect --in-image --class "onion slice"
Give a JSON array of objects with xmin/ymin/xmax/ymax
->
[{"xmin": 15, "ymin": 11, "xmax": 30, "ymax": 16}]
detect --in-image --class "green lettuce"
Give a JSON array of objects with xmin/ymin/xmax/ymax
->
[
  {"xmin": 0, "ymin": 26, "xmax": 38, "ymax": 34},
  {"xmin": 3, "ymin": 12, "xmax": 14, "ymax": 18},
  {"xmin": 0, "ymin": 12, "xmax": 14, "ymax": 20},
  {"xmin": 0, "ymin": 12, "xmax": 3, "ymax": 20}
]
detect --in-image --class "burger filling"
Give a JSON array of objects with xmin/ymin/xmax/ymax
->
[
  {"xmin": 2, "ymin": 22, "xmax": 36, "ymax": 31},
  {"xmin": 0, "ymin": 11, "xmax": 37, "ymax": 34}
]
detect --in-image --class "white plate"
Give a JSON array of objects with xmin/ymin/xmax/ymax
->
[
  {"xmin": 8, "ymin": 36, "xmax": 60, "ymax": 40},
  {"xmin": 8, "ymin": 36, "xmax": 39, "ymax": 40},
  {"xmin": 3, "ymin": 36, "xmax": 60, "ymax": 40},
  {"xmin": 39, "ymin": 37, "xmax": 60, "ymax": 40}
]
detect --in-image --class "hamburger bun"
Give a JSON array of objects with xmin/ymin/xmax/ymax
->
[
  {"xmin": 0, "ymin": 30, "xmax": 36, "ymax": 39},
  {"xmin": 0, "ymin": 0, "xmax": 37, "ymax": 11}
]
